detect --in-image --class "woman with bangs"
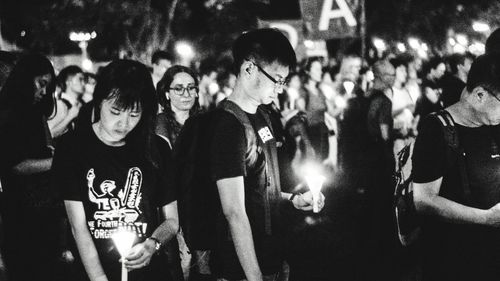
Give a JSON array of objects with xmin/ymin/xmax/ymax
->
[{"xmin": 52, "ymin": 60, "xmax": 179, "ymax": 281}]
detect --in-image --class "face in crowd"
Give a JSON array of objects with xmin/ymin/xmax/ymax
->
[
  {"xmin": 167, "ymin": 71, "xmax": 198, "ymax": 113},
  {"xmin": 97, "ymin": 97, "xmax": 142, "ymax": 145},
  {"xmin": 153, "ymin": 58, "xmax": 172, "ymax": 78},
  {"xmin": 33, "ymin": 73, "xmax": 53, "ymax": 105},
  {"xmin": 66, "ymin": 72, "xmax": 86, "ymax": 95},
  {"xmin": 246, "ymin": 60, "xmax": 289, "ymax": 105}
]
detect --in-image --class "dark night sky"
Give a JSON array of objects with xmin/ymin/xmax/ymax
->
[{"xmin": 0, "ymin": 0, "xmax": 497, "ymax": 58}]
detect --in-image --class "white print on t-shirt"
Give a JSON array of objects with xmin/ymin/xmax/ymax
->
[
  {"xmin": 258, "ymin": 127, "xmax": 273, "ymax": 143},
  {"xmin": 86, "ymin": 168, "xmax": 147, "ymax": 239}
]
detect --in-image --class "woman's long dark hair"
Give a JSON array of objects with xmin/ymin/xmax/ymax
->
[
  {"xmin": 156, "ymin": 65, "xmax": 201, "ymax": 120},
  {"xmin": 0, "ymin": 53, "xmax": 56, "ymax": 118},
  {"xmin": 91, "ymin": 59, "xmax": 159, "ymax": 167}
]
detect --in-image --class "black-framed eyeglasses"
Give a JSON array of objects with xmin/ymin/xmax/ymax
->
[
  {"xmin": 169, "ymin": 85, "xmax": 199, "ymax": 97},
  {"xmin": 248, "ymin": 60, "xmax": 288, "ymax": 88}
]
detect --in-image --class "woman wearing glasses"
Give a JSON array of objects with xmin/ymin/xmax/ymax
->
[
  {"xmin": 155, "ymin": 65, "xmax": 201, "ymax": 280},
  {"xmin": 156, "ymin": 65, "xmax": 201, "ymax": 149}
]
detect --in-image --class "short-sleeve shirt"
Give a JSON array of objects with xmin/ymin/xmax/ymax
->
[
  {"xmin": 412, "ymin": 114, "xmax": 500, "ymax": 279},
  {"xmin": 209, "ymin": 109, "xmax": 282, "ymax": 280},
  {"xmin": 52, "ymin": 128, "xmax": 175, "ymax": 281}
]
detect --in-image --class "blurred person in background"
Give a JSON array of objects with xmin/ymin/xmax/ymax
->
[
  {"xmin": 82, "ymin": 72, "xmax": 97, "ymax": 104},
  {"xmin": 296, "ymin": 57, "xmax": 336, "ymax": 164},
  {"xmin": 440, "ymin": 53, "xmax": 474, "ymax": 108},
  {"xmin": 214, "ymin": 71, "xmax": 236, "ymax": 106},
  {"xmin": 197, "ymin": 59, "xmax": 219, "ymax": 111},
  {"xmin": 415, "ymin": 57, "xmax": 446, "ymax": 121},
  {"xmin": 48, "ymin": 65, "xmax": 85, "ymax": 138},
  {"xmin": 0, "ymin": 53, "xmax": 65, "ymax": 281},
  {"xmin": 151, "ymin": 51, "xmax": 173, "ymax": 89},
  {"xmin": 390, "ymin": 57, "xmax": 418, "ymax": 156},
  {"xmin": 364, "ymin": 59, "xmax": 402, "ymax": 281}
]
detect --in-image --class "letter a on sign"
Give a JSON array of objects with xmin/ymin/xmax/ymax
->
[{"xmin": 319, "ymin": 0, "xmax": 357, "ymax": 30}]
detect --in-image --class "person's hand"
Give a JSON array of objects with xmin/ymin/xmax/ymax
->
[
  {"xmin": 123, "ymin": 239, "xmax": 157, "ymax": 271},
  {"xmin": 292, "ymin": 191, "xmax": 325, "ymax": 212},
  {"xmin": 486, "ymin": 203, "xmax": 500, "ymax": 227},
  {"xmin": 60, "ymin": 249, "xmax": 75, "ymax": 264}
]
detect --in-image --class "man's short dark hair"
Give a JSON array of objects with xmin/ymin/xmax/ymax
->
[
  {"xmin": 466, "ymin": 53, "xmax": 500, "ymax": 94},
  {"xmin": 232, "ymin": 28, "xmax": 296, "ymax": 74},
  {"xmin": 486, "ymin": 28, "xmax": 500, "ymax": 54},
  {"xmin": 422, "ymin": 56, "xmax": 444, "ymax": 76},
  {"xmin": 446, "ymin": 53, "xmax": 475, "ymax": 75},
  {"xmin": 152, "ymin": 50, "xmax": 173, "ymax": 65},
  {"xmin": 57, "ymin": 65, "xmax": 83, "ymax": 92}
]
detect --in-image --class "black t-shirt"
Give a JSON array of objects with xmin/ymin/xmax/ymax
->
[
  {"xmin": 52, "ymin": 128, "xmax": 176, "ymax": 281},
  {"xmin": 209, "ymin": 109, "xmax": 282, "ymax": 279},
  {"xmin": 412, "ymin": 115, "xmax": 500, "ymax": 279},
  {"xmin": 366, "ymin": 89, "xmax": 395, "ymax": 176},
  {"xmin": 0, "ymin": 110, "xmax": 58, "ymax": 209}
]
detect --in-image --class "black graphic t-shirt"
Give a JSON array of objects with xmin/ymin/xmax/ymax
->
[
  {"xmin": 52, "ymin": 128, "xmax": 176, "ymax": 281},
  {"xmin": 210, "ymin": 109, "xmax": 282, "ymax": 280}
]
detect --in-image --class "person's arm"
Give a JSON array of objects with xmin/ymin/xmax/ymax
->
[
  {"xmin": 413, "ymin": 179, "xmax": 500, "ymax": 226},
  {"xmin": 49, "ymin": 101, "xmax": 82, "ymax": 138},
  {"xmin": 65, "ymin": 200, "xmax": 108, "ymax": 281},
  {"xmin": 11, "ymin": 158, "xmax": 52, "ymax": 175},
  {"xmin": 125, "ymin": 201, "xmax": 179, "ymax": 270},
  {"xmin": 217, "ymin": 176, "xmax": 263, "ymax": 281}
]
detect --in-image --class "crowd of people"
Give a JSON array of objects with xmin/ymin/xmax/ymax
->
[{"xmin": 1, "ymin": 26, "xmax": 500, "ymax": 281}]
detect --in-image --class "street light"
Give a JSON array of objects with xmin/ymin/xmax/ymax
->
[
  {"xmin": 472, "ymin": 21, "xmax": 490, "ymax": 33},
  {"xmin": 456, "ymin": 34, "xmax": 468, "ymax": 46},
  {"xmin": 69, "ymin": 31, "xmax": 96, "ymax": 72},
  {"xmin": 397, "ymin": 42, "xmax": 406, "ymax": 53},
  {"xmin": 175, "ymin": 41, "xmax": 195, "ymax": 66},
  {"xmin": 408, "ymin": 38, "xmax": 420, "ymax": 50}
]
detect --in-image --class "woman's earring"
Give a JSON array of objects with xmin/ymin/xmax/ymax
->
[{"xmin": 166, "ymin": 94, "xmax": 170, "ymax": 100}]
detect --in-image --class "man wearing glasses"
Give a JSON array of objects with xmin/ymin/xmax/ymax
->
[
  {"xmin": 207, "ymin": 29, "xmax": 324, "ymax": 281},
  {"xmin": 413, "ymin": 53, "xmax": 500, "ymax": 280}
]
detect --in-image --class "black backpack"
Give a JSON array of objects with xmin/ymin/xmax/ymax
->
[
  {"xmin": 173, "ymin": 100, "xmax": 272, "ymax": 250},
  {"xmin": 394, "ymin": 110, "xmax": 470, "ymax": 246}
]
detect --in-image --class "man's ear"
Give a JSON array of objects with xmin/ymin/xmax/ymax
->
[
  {"xmin": 472, "ymin": 86, "xmax": 486, "ymax": 101},
  {"xmin": 241, "ymin": 61, "xmax": 254, "ymax": 76}
]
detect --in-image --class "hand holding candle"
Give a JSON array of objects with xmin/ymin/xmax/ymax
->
[
  {"xmin": 302, "ymin": 164, "xmax": 326, "ymax": 213},
  {"xmin": 112, "ymin": 229, "xmax": 136, "ymax": 281}
]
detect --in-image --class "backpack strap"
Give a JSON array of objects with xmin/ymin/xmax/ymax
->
[
  {"xmin": 219, "ymin": 100, "xmax": 258, "ymax": 164},
  {"xmin": 433, "ymin": 110, "xmax": 471, "ymax": 201}
]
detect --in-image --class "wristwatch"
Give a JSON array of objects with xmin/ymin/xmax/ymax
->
[{"xmin": 147, "ymin": 237, "xmax": 162, "ymax": 252}]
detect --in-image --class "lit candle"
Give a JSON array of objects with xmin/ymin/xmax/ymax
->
[
  {"xmin": 112, "ymin": 229, "xmax": 136, "ymax": 281},
  {"xmin": 304, "ymin": 166, "xmax": 326, "ymax": 213}
]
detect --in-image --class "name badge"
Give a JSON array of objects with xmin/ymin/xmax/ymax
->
[{"xmin": 258, "ymin": 127, "xmax": 273, "ymax": 143}]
